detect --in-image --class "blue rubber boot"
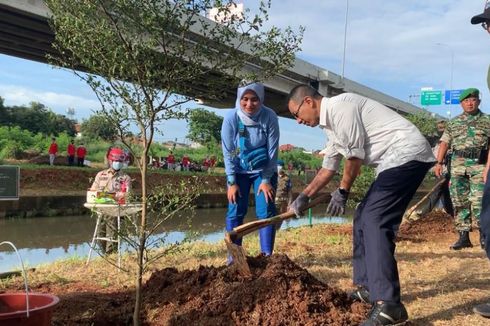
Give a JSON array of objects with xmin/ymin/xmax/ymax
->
[{"xmin": 259, "ymin": 225, "xmax": 276, "ymax": 255}]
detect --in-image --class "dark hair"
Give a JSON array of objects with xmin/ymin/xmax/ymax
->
[{"xmin": 286, "ymin": 84, "xmax": 322, "ymax": 105}]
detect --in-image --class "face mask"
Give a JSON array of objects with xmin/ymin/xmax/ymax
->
[{"xmin": 112, "ymin": 161, "xmax": 123, "ymax": 171}]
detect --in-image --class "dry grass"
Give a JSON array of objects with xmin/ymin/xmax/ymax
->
[{"xmin": 1, "ymin": 223, "xmax": 489, "ymax": 325}]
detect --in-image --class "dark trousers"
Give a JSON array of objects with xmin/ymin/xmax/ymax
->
[
  {"xmin": 77, "ymin": 157, "xmax": 85, "ymax": 167},
  {"xmin": 68, "ymin": 155, "xmax": 75, "ymax": 165},
  {"xmin": 353, "ymin": 161, "xmax": 432, "ymax": 303},
  {"xmin": 424, "ymin": 175, "xmax": 453, "ymax": 216},
  {"xmin": 97, "ymin": 215, "xmax": 116, "ymax": 254},
  {"xmin": 480, "ymin": 170, "xmax": 490, "ymax": 259}
]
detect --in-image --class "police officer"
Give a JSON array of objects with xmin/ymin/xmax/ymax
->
[
  {"xmin": 435, "ymin": 88, "xmax": 490, "ymax": 250},
  {"xmin": 90, "ymin": 147, "xmax": 131, "ymax": 254}
]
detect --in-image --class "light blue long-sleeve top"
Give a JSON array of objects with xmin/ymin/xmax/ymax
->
[{"xmin": 221, "ymin": 83, "xmax": 279, "ymax": 184}]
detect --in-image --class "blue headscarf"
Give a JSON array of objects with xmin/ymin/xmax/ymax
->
[{"xmin": 235, "ymin": 82, "xmax": 266, "ymax": 126}]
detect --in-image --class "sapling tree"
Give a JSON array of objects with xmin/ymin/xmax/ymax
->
[{"xmin": 45, "ymin": 0, "xmax": 302, "ymax": 324}]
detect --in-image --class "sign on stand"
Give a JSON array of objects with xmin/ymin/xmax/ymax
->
[
  {"xmin": 0, "ymin": 166, "xmax": 20, "ymax": 200},
  {"xmin": 421, "ymin": 90, "xmax": 442, "ymax": 106}
]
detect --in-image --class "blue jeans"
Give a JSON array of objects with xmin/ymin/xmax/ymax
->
[{"xmin": 226, "ymin": 172, "xmax": 277, "ymax": 256}]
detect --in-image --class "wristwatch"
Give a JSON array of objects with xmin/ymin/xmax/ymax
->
[
  {"xmin": 338, "ymin": 188, "xmax": 349, "ymax": 195},
  {"xmin": 227, "ymin": 180, "xmax": 236, "ymax": 186},
  {"xmin": 436, "ymin": 161, "xmax": 444, "ymax": 165}
]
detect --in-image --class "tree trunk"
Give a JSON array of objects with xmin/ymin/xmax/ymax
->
[{"xmin": 133, "ymin": 155, "xmax": 148, "ymax": 325}]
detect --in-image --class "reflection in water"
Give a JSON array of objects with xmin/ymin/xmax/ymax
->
[{"xmin": 0, "ymin": 205, "xmax": 351, "ymax": 273}]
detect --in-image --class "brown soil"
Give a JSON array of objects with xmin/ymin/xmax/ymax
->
[
  {"xmin": 3, "ymin": 212, "xmax": 489, "ymax": 325},
  {"xmin": 398, "ymin": 210, "xmax": 454, "ymax": 242},
  {"xmin": 10, "ymin": 165, "xmax": 469, "ymax": 325},
  {"xmin": 28, "ymin": 254, "xmax": 369, "ymax": 325},
  {"xmin": 17, "ymin": 165, "xmax": 310, "ymax": 196},
  {"xmin": 19, "ymin": 166, "xmax": 227, "ymax": 196}
]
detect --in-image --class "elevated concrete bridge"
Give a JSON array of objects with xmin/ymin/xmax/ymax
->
[{"xmin": 0, "ymin": 0, "xmax": 426, "ymax": 118}]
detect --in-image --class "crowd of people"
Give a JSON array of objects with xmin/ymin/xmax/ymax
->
[
  {"xmin": 149, "ymin": 152, "xmax": 217, "ymax": 173},
  {"xmin": 47, "ymin": 137, "xmax": 87, "ymax": 167}
]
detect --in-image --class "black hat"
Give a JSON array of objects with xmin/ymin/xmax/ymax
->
[{"xmin": 471, "ymin": 4, "xmax": 490, "ymax": 24}]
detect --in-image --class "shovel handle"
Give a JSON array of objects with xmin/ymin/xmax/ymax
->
[{"xmin": 227, "ymin": 192, "xmax": 329, "ymax": 240}]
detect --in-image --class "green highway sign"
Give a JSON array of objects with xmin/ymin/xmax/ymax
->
[{"xmin": 421, "ymin": 90, "xmax": 442, "ymax": 106}]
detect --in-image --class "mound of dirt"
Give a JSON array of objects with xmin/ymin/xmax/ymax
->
[
  {"xmin": 142, "ymin": 254, "xmax": 368, "ymax": 326},
  {"xmin": 42, "ymin": 254, "xmax": 367, "ymax": 325},
  {"xmin": 397, "ymin": 210, "xmax": 453, "ymax": 242}
]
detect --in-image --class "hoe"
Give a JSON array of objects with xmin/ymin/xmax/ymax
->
[{"xmin": 224, "ymin": 193, "xmax": 329, "ymax": 277}]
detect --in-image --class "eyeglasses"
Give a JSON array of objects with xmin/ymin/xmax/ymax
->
[
  {"xmin": 482, "ymin": 21, "xmax": 490, "ymax": 30},
  {"xmin": 292, "ymin": 98, "xmax": 306, "ymax": 118}
]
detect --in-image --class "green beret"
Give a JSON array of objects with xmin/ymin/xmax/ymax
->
[{"xmin": 459, "ymin": 88, "xmax": 480, "ymax": 101}]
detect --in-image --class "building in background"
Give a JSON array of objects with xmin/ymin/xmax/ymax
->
[{"xmin": 208, "ymin": 2, "xmax": 244, "ymax": 24}]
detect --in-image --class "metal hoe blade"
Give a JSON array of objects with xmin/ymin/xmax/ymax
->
[{"xmin": 224, "ymin": 233, "xmax": 252, "ymax": 277}]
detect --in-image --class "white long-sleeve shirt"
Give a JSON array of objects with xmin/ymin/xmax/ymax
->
[{"xmin": 320, "ymin": 93, "xmax": 435, "ymax": 175}]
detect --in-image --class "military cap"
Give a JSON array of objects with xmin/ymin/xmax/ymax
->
[{"xmin": 459, "ymin": 88, "xmax": 480, "ymax": 102}]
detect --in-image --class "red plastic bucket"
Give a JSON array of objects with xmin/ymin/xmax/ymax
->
[{"xmin": 0, "ymin": 293, "xmax": 59, "ymax": 326}]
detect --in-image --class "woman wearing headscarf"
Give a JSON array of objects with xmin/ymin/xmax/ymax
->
[{"xmin": 221, "ymin": 82, "xmax": 280, "ymax": 259}]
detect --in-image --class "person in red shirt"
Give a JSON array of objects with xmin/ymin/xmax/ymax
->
[
  {"xmin": 182, "ymin": 154, "xmax": 190, "ymax": 171},
  {"xmin": 76, "ymin": 143, "xmax": 87, "ymax": 167},
  {"xmin": 48, "ymin": 138, "xmax": 58, "ymax": 166},
  {"xmin": 202, "ymin": 156, "xmax": 210, "ymax": 172},
  {"xmin": 166, "ymin": 151, "xmax": 176, "ymax": 170},
  {"xmin": 67, "ymin": 139, "xmax": 76, "ymax": 166},
  {"xmin": 209, "ymin": 155, "xmax": 217, "ymax": 174}
]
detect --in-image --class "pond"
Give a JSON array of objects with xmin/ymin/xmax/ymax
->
[{"xmin": 0, "ymin": 205, "xmax": 351, "ymax": 273}]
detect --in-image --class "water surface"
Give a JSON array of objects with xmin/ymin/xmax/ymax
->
[{"xmin": 0, "ymin": 205, "xmax": 351, "ymax": 273}]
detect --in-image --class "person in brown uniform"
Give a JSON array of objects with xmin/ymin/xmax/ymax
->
[{"xmin": 90, "ymin": 147, "xmax": 131, "ymax": 254}]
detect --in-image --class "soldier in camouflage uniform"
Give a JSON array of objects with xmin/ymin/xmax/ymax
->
[
  {"xmin": 435, "ymin": 88, "xmax": 490, "ymax": 250},
  {"xmin": 275, "ymin": 160, "xmax": 292, "ymax": 214}
]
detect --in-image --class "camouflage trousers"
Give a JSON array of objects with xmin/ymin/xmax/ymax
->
[{"xmin": 449, "ymin": 158, "xmax": 485, "ymax": 231}]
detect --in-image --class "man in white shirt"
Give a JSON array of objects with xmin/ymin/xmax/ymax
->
[{"xmin": 287, "ymin": 85, "xmax": 435, "ymax": 326}]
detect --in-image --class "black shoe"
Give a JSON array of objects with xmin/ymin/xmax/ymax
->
[
  {"xmin": 361, "ymin": 302, "xmax": 408, "ymax": 326},
  {"xmin": 473, "ymin": 303, "xmax": 490, "ymax": 318},
  {"xmin": 349, "ymin": 286, "xmax": 370, "ymax": 303},
  {"xmin": 450, "ymin": 231, "xmax": 473, "ymax": 250},
  {"xmin": 480, "ymin": 231, "xmax": 486, "ymax": 250}
]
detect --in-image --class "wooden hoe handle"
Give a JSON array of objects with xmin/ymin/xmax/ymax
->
[{"xmin": 227, "ymin": 193, "xmax": 329, "ymax": 241}]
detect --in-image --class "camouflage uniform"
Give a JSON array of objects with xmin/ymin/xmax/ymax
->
[
  {"xmin": 440, "ymin": 110, "xmax": 490, "ymax": 231},
  {"xmin": 275, "ymin": 172, "xmax": 292, "ymax": 214}
]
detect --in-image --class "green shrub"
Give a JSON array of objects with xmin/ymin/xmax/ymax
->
[{"xmin": 0, "ymin": 140, "xmax": 23, "ymax": 159}]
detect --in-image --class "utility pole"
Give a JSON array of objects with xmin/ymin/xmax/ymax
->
[{"xmin": 341, "ymin": 0, "xmax": 349, "ymax": 81}]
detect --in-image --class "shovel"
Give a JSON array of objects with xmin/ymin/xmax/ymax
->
[{"xmin": 224, "ymin": 193, "xmax": 330, "ymax": 277}]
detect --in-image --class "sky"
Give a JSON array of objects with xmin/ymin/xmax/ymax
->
[{"xmin": 1, "ymin": 0, "xmax": 490, "ymax": 150}]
